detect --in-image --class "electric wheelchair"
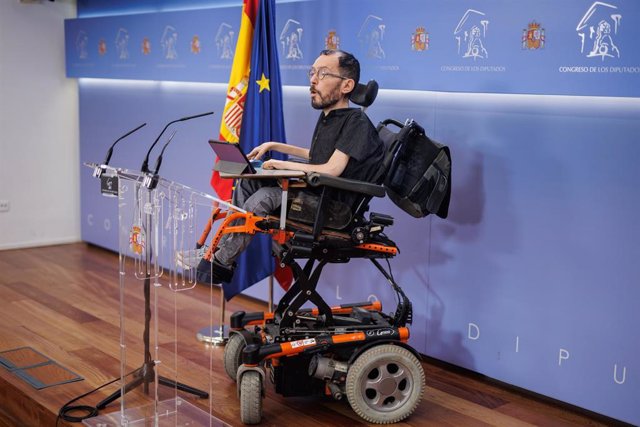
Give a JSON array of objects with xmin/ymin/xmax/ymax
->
[{"xmin": 204, "ymin": 81, "xmax": 451, "ymax": 424}]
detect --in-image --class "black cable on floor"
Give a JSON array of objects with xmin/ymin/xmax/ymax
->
[{"xmin": 56, "ymin": 369, "xmax": 136, "ymax": 425}]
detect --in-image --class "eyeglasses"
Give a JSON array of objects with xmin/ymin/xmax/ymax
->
[{"xmin": 308, "ymin": 67, "xmax": 347, "ymax": 81}]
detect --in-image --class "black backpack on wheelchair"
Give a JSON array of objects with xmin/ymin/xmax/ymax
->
[
  {"xmin": 378, "ymin": 118, "xmax": 451, "ymax": 219},
  {"xmin": 224, "ymin": 81, "xmax": 452, "ymax": 425}
]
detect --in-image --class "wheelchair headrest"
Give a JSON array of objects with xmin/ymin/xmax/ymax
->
[{"xmin": 349, "ymin": 80, "xmax": 378, "ymax": 108}]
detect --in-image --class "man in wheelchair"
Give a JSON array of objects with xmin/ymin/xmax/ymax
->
[
  {"xmin": 196, "ymin": 49, "xmax": 385, "ymax": 284},
  {"xmin": 191, "ymin": 48, "xmax": 453, "ymax": 425}
]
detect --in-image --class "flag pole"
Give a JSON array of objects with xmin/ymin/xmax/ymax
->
[
  {"xmin": 268, "ymin": 274, "xmax": 274, "ymax": 312},
  {"xmin": 196, "ymin": 285, "xmax": 228, "ymax": 346},
  {"xmin": 215, "ymin": 288, "xmax": 227, "ymax": 345}
]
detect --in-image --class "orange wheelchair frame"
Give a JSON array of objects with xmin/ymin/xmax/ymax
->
[{"xmin": 201, "ymin": 168, "xmax": 426, "ymax": 424}]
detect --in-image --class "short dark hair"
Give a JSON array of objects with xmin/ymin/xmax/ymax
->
[{"xmin": 320, "ymin": 49, "xmax": 360, "ymax": 88}]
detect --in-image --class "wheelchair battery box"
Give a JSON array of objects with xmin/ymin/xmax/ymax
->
[{"xmin": 273, "ymin": 354, "xmax": 323, "ymax": 397}]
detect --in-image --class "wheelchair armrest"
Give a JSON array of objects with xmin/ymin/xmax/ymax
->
[{"xmin": 305, "ymin": 172, "xmax": 385, "ymax": 198}]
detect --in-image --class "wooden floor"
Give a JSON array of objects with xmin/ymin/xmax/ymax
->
[{"xmin": 0, "ymin": 243, "xmax": 621, "ymax": 427}]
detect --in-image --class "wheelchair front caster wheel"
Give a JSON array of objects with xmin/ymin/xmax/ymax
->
[
  {"xmin": 240, "ymin": 370, "xmax": 263, "ymax": 424},
  {"xmin": 224, "ymin": 333, "xmax": 246, "ymax": 381},
  {"xmin": 345, "ymin": 344, "xmax": 425, "ymax": 424}
]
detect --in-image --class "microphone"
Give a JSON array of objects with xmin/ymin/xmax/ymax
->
[
  {"xmin": 93, "ymin": 122, "xmax": 146, "ymax": 178},
  {"xmin": 140, "ymin": 111, "xmax": 214, "ymax": 173}
]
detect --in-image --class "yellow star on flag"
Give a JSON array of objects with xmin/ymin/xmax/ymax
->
[{"xmin": 256, "ymin": 73, "xmax": 270, "ymax": 93}]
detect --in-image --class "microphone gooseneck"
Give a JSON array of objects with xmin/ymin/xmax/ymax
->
[
  {"xmin": 141, "ymin": 111, "xmax": 214, "ymax": 173},
  {"xmin": 153, "ymin": 130, "xmax": 178, "ymax": 175},
  {"xmin": 103, "ymin": 122, "xmax": 147, "ymax": 165}
]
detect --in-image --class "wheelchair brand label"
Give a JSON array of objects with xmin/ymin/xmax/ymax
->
[
  {"xmin": 290, "ymin": 338, "xmax": 316, "ymax": 349},
  {"xmin": 366, "ymin": 328, "xmax": 395, "ymax": 337}
]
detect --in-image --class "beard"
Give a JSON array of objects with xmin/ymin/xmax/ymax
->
[{"xmin": 310, "ymin": 83, "xmax": 342, "ymax": 110}]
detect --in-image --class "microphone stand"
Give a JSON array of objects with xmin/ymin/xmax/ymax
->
[{"xmin": 97, "ymin": 113, "xmax": 214, "ymax": 410}]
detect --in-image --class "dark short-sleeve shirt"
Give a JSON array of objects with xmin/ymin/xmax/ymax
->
[
  {"xmin": 288, "ymin": 108, "xmax": 384, "ymax": 227},
  {"xmin": 309, "ymin": 108, "xmax": 384, "ymax": 186},
  {"xmin": 305, "ymin": 108, "xmax": 385, "ymax": 210}
]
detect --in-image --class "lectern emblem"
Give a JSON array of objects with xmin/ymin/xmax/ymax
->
[{"xmin": 129, "ymin": 225, "xmax": 145, "ymax": 255}]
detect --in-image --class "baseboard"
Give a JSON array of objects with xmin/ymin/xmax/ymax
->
[{"xmin": 0, "ymin": 237, "xmax": 81, "ymax": 251}]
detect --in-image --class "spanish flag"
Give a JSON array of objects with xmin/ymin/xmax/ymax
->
[
  {"xmin": 212, "ymin": 0, "xmax": 293, "ymax": 299},
  {"xmin": 210, "ymin": 0, "xmax": 259, "ymax": 200}
]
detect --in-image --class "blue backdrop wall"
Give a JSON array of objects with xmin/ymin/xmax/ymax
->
[{"xmin": 69, "ymin": 1, "xmax": 639, "ymax": 424}]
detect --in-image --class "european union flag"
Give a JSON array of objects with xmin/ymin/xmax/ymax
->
[{"xmin": 223, "ymin": 0, "xmax": 289, "ymax": 300}]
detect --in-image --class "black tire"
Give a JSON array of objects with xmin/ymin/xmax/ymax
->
[
  {"xmin": 345, "ymin": 344, "xmax": 425, "ymax": 424},
  {"xmin": 239, "ymin": 370, "xmax": 263, "ymax": 425},
  {"xmin": 224, "ymin": 333, "xmax": 246, "ymax": 381}
]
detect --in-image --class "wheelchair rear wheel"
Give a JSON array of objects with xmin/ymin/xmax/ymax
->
[
  {"xmin": 239, "ymin": 370, "xmax": 263, "ymax": 424},
  {"xmin": 345, "ymin": 344, "xmax": 425, "ymax": 424},
  {"xmin": 224, "ymin": 333, "xmax": 246, "ymax": 381}
]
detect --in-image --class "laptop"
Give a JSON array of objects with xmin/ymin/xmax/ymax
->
[
  {"xmin": 208, "ymin": 140, "xmax": 306, "ymax": 179},
  {"xmin": 209, "ymin": 140, "xmax": 258, "ymax": 175}
]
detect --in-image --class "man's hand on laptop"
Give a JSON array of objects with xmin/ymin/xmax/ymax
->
[
  {"xmin": 247, "ymin": 142, "xmax": 273, "ymax": 160},
  {"xmin": 263, "ymin": 159, "xmax": 309, "ymax": 174},
  {"xmin": 262, "ymin": 159, "xmax": 284, "ymax": 170}
]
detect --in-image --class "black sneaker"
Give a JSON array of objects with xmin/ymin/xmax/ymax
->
[{"xmin": 196, "ymin": 257, "xmax": 235, "ymax": 284}]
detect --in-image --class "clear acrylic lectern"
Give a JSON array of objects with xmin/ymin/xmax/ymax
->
[{"xmin": 83, "ymin": 164, "xmax": 239, "ymax": 426}]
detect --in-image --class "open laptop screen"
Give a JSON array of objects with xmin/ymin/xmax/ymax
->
[{"xmin": 208, "ymin": 140, "xmax": 256, "ymax": 175}]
